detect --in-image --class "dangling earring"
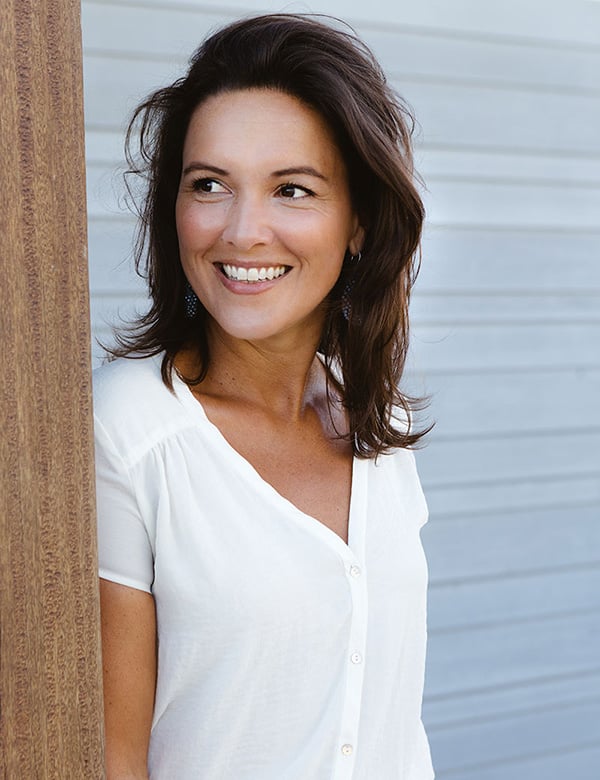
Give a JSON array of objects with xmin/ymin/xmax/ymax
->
[
  {"xmin": 342, "ymin": 251, "xmax": 362, "ymax": 321},
  {"xmin": 184, "ymin": 281, "xmax": 199, "ymax": 319},
  {"xmin": 342, "ymin": 278, "xmax": 355, "ymax": 321}
]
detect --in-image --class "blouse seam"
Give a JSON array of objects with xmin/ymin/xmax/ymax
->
[
  {"xmin": 94, "ymin": 413, "xmax": 151, "ymax": 550},
  {"xmin": 95, "ymin": 412, "xmax": 202, "ymax": 471}
]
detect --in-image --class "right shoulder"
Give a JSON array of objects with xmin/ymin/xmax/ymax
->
[{"xmin": 93, "ymin": 354, "xmax": 190, "ymax": 466}]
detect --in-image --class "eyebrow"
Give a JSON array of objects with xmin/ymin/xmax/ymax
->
[
  {"xmin": 182, "ymin": 162, "xmax": 228, "ymax": 177},
  {"xmin": 272, "ymin": 166, "xmax": 328, "ymax": 181},
  {"xmin": 182, "ymin": 162, "xmax": 328, "ymax": 181}
]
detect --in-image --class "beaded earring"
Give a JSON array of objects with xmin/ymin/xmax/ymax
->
[
  {"xmin": 342, "ymin": 251, "xmax": 362, "ymax": 321},
  {"xmin": 184, "ymin": 281, "xmax": 200, "ymax": 319}
]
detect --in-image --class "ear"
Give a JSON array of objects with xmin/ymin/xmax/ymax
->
[{"xmin": 348, "ymin": 221, "xmax": 366, "ymax": 257}]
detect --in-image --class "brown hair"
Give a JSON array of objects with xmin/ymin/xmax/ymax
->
[{"xmin": 112, "ymin": 13, "xmax": 430, "ymax": 456}]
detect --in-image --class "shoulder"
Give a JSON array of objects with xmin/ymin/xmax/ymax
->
[
  {"xmin": 371, "ymin": 446, "xmax": 429, "ymax": 527},
  {"xmin": 375, "ymin": 444, "xmax": 419, "ymax": 478},
  {"xmin": 93, "ymin": 353, "xmax": 169, "ymax": 418},
  {"xmin": 93, "ymin": 354, "xmax": 189, "ymax": 465}
]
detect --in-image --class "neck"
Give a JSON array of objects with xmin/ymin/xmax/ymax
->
[{"xmin": 180, "ymin": 324, "xmax": 328, "ymax": 422}]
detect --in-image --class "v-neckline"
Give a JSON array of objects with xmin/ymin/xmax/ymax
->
[{"xmin": 172, "ymin": 369, "xmax": 368, "ymax": 558}]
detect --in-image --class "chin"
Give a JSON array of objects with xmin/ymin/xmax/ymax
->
[
  {"xmin": 211, "ymin": 314, "xmax": 286, "ymax": 342},
  {"xmin": 211, "ymin": 309, "xmax": 323, "ymax": 346}
]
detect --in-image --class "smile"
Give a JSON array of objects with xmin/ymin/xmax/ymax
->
[{"xmin": 219, "ymin": 264, "xmax": 289, "ymax": 283}]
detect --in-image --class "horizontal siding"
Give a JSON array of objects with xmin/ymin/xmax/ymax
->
[
  {"xmin": 423, "ymin": 505, "xmax": 600, "ymax": 581},
  {"xmin": 418, "ymin": 227, "xmax": 600, "ymax": 292},
  {"xmin": 426, "ymin": 610, "xmax": 600, "ymax": 694},
  {"xmin": 425, "ymin": 667, "xmax": 600, "ymax": 722},
  {"xmin": 430, "ymin": 698, "xmax": 600, "ymax": 776},
  {"xmin": 401, "ymin": 80, "xmax": 600, "ymax": 153},
  {"xmin": 428, "ymin": 567, "xmax": 600, "ymax": 629},
  {"xmin": 417, "ymin": 147, "xmax": 600, "ymax": 184},
  {"xmin": 411, "ymin": 323, "xmax": 600, "ymax": 371},
  {"xmin": 419, "ymin": 430, "xmax": 600, "ymax": 484},
  {"xmin": 411, "ymin": 369, "xmax": 600, "ymax": 436},
  {"xmin": 82, "ymin": 1, "xmax": 600, "ymax": 777},
  {"xmin": 425, "ymin": 475, "xmax": 600, "ymax": 519},
  {"xmin": 441, "ymin": 746, "xmax": 600, "ymax": 780},
  {"xmin": 84, "ymin": 0, "xmax": 600, "ymax": 47},
  {"xmin": 411, "ymin": 294, "xmax": 600, "ymax": 324},
  {"xmin": 422, "ymin": 178, "xmax": 600, "ymax": 228}
]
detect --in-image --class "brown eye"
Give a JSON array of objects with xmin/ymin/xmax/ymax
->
[
  {"xmin": 192, "ymin": 178, "xmax": 228, "ymax": 194},
  {"xmin": 278, "ymin": 183, "xmax": 312, "ymax": 199}
]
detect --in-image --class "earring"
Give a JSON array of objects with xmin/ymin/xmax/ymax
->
[
  {"xmin": 342, "ymin": 277, "xmax": 355, "ymax": 321},
  {"xmin": 342, "ymin": 250, "xmax": 362, "ymax": 320},
  {"xmin": 184, "ymin": 281, "xmax": 199, "ymax": 319}
]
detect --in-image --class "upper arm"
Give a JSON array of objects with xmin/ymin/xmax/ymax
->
[
  {"xmin": 94, "ymin": 416, "xmax": 155, "ymax": 593},
  {"xmin": 100, "ymin": 578, "xmax": 157, "ymax": 779}
]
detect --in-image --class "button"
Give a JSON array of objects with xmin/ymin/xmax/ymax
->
[
  {"xmin": 351, "ymin": 652, "xmax": 363, "ymax": 664},
  {"xmin": 349, "ymin": 565, "xmax": 361, "ymax": 578},
  {"xmin": 341, "ymin": 743, "xmax": 354, "ymax": 756}
]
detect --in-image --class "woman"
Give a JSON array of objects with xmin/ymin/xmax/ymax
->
[{"xmin": 95, "ymin": 13, "xmax": 434, "ymax": 780}]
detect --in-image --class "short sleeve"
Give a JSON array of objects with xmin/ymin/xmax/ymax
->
[{"xmin": 94, "ymin": 415, "xmax": 154, "ymax": 593}]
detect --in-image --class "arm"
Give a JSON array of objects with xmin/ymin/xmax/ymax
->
[{"xmin": 100, "ymin": 578, "xmax": 157, "ymax": 779}]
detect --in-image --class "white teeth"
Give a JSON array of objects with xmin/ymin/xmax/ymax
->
[{"xmin": 221, "ymin": 264, "xmax": 287, "ymax": 283}]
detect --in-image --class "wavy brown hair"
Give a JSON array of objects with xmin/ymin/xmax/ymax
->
[{"xmin": 110, "ymin": 13, "xmax": 430, "ymax": 456}]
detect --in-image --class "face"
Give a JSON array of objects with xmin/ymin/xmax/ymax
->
[{"xmin": 175, "ymin": 88, "xmax": 363, "ymax": 348}]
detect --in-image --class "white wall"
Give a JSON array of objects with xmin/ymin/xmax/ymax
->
[{"xmin": 83, "ymin": 1, "xmax": 600, "ymax": 776}]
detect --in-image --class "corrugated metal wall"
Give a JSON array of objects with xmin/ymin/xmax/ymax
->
[{"xmin": 83, "ymin": 1, "xmax": 600, "ymax": 776}]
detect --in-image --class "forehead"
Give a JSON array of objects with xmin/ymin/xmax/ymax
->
[{"xmin": 182, "ymin": 88, "xmax": 346, "ymax": 174}]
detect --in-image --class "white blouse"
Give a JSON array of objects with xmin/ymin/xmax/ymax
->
[{"xmin": 94, "ymin": 354, "xmax": 434, "ymax": 780}]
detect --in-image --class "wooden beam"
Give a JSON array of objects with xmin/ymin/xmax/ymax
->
[{"xmin": 0, "ymin": 0, "xmax": 104, "ymax": 775}]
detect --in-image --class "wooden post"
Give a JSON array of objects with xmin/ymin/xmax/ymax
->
[{"xmin": 0, "ymin": 0, "xmax": 104, "ymax": 776}]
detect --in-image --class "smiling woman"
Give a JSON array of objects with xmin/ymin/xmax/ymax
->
[
  {"xmin": 94, "ymin": 13, "xmax": 433, "ymax": 780},
  {"xmin": 176, "ymin": 89, "xmax": 362, "ymax": 344}
]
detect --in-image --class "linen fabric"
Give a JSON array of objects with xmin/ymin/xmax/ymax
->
[{"xmin": 94, "ymin": 354, "xmax": 434, "ymax": 780}]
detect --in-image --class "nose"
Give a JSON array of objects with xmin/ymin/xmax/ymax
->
[{"xmin": 221, "ymin": 193, "xmax": 274, "ymax": 250}]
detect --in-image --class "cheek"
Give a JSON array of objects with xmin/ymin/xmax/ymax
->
[
  {"xmin": 176, "ymin": 203, "xmax": 222, "ymax": 253},
  {"xmin": 175, "ymin": 203, "xmax": 194, "ymax": 250}
]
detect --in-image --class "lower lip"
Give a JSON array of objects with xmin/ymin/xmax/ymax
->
[{"xmin": 215, "ymin": 266, "xmax": 290, "ymax": 295}]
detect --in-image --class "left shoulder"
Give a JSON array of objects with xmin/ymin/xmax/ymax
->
[
  {"xmin": 371, "ymin": 446, "xmax": 428, "ymax": 527},
  {"xmin": 374, "ymin": 444, "xmax": 419, "ymax": 476}
]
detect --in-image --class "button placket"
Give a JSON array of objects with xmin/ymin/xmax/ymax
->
[
  {"xmin": 332, "ymin": 457, "xmax": 369, "ymax": 780},
  {"xmin": 332, "ymin": 554, "xmax": 368, "ymax": 780}
]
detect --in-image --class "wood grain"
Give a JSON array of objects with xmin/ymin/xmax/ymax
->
[{"xmin": 0, "ymin": 0, "xmax": 104, "ymax": 776}]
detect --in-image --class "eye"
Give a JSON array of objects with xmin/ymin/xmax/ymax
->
[
  {"xmin": 278, "ymin": 183, "xmax": 313, "ymax": 199},
  {"xmin": 191, "ymin": 178, "xmax": 228, "ymax": 194}
]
